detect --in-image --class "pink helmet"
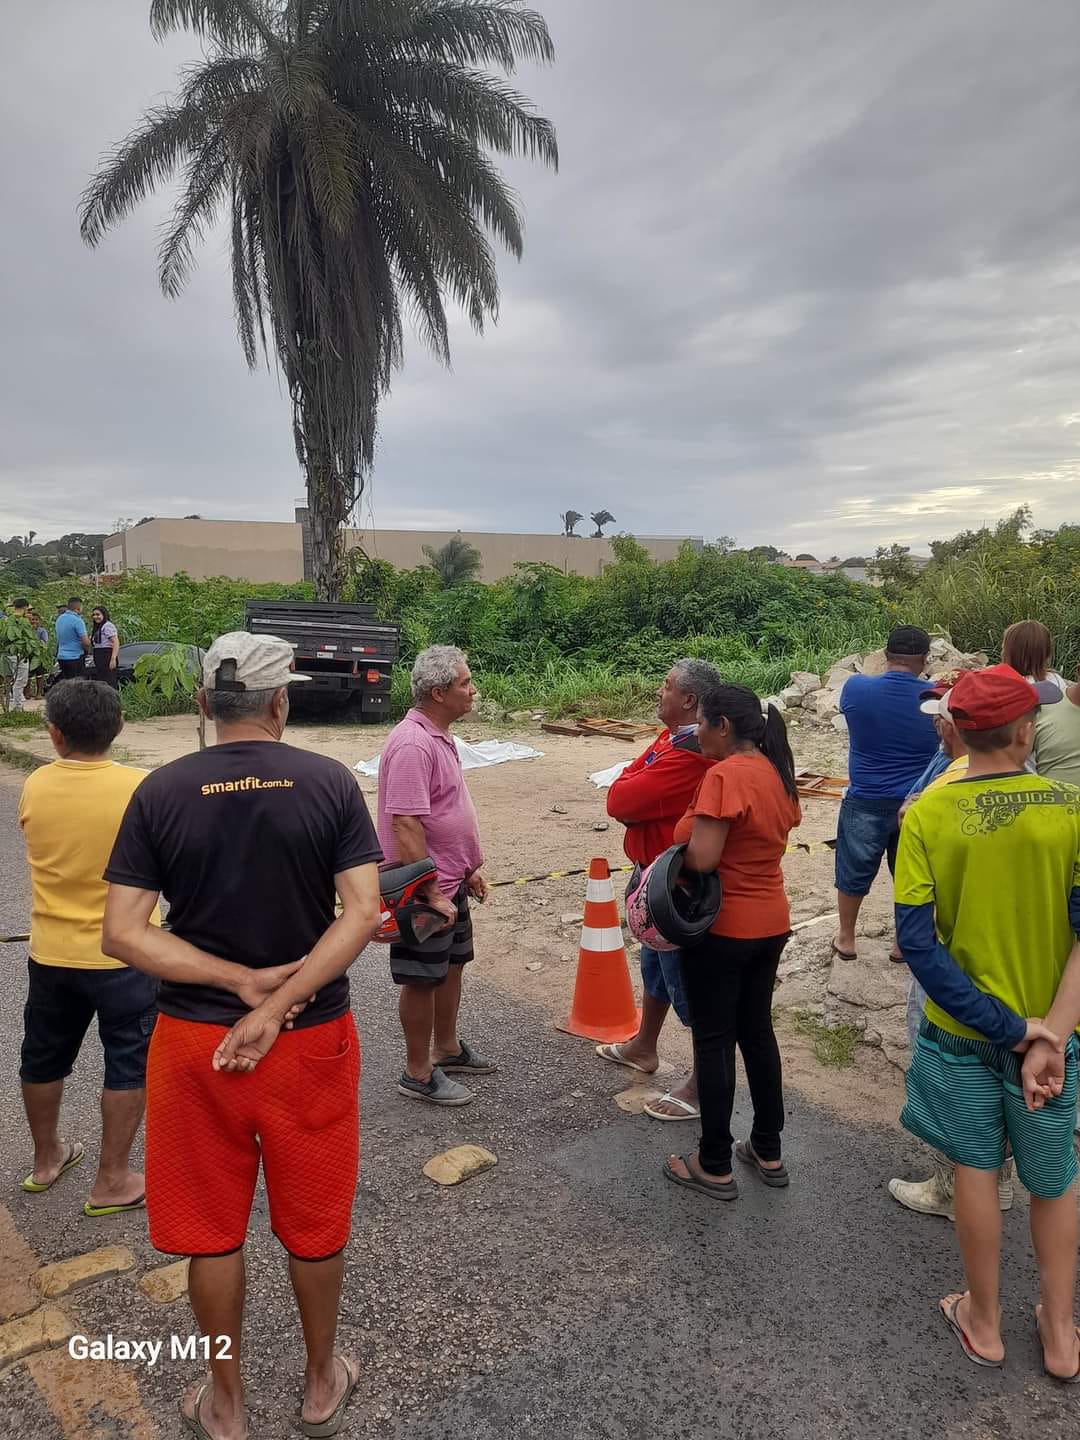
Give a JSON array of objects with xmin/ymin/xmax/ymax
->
[{"xmin": 625, "ymin": 844, "xmax": 722, "ymax": 952}]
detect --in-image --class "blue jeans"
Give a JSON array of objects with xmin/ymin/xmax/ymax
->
[
  {"xmin": 20, "ymin": 958, "xmax": 158, "ymax": 1090},
  {"xmin": 640, "ymin": 945, "xmax": 690, "ymax": 1026},
  {"xmin": 835, "ymin": 794, "xmax": 902, "ymax": 898}
]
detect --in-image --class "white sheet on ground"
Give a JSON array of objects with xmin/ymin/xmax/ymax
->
[
  {"xmin": 355, "ymin": 736, "xmax": 543, "ymax": 777},
  {"xmin": 589, "ymin": 759, "xmax": 632, "ymax": 789}
]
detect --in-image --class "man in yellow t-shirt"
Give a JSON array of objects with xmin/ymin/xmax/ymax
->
[
  {"xmin": 894, "ymin": 665, "xmax": 1080, "ymax": 1380},
  {"xmin": 18, "ymin": 679, "xmax": 157, "ymax": 1216}
]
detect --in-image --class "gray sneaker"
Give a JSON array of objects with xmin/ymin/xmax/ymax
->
[{"xmin": 397, "ymin": 1066, "xmax": 473, "ymax": 1106}]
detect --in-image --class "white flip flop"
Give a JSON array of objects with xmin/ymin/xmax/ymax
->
[
  {"xmin": 643, "ymin": 1092, "xmax": 700, "ymax": 1122},
  {"xmin": 595, "ymin": 1042, "xmax": 656, "ymax": 1075}
]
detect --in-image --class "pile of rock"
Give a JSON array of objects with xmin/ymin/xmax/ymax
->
[{"xmin": 765, "ymin": 637, "xmax": 989, "ymax": 730}]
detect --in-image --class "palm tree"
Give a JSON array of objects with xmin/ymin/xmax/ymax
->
[
  {"xmin": 590, "ymin": 509, "xmax": 615, "ymax": 538},
  {"xmin": 560, "ymin": 509, "xmax": 583, "ymax": 537},
  {"xmin": 80, "ymin": 0, "xmax": 558, "ymax": 599},
  {"xmin": 422, "ymin": 533, "xmax": 482, "ymax": 586}
]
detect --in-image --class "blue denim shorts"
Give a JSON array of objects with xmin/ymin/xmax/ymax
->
[
  {"xmin": 639, "ymin": 945, "xmax": 690, "ymax": 1026},
  {"xmin": 20, "ymin": 958, "xmax": 158, "ymax": 1090},
  {"xmin": 834, "ymin": 794, "xmax": 902, "ymax": 898}
]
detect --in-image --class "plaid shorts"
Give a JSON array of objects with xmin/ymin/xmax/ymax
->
[
  {"xmin": 389, "ymin": 883, "xmax": 474, "ymax": 987},
  {"xmin": 903, "ymin": 1020, "xmax": 1079, "ymax": 1199}
]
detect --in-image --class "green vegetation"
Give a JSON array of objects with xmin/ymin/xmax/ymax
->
[
  {"xmin": 422, "ymin": 535, "xmax": 484, "ymax": 589},
  {"xmin": 346, "ymin": 535, "xmax": 889, "ymax": 714},
  {"xmin": 123, "ymin": 645, "xmax": 202, "ymax": 721},
  {"xmin": 5, "ymin": 540, "xmax": 889, "ymax": 721},
  {"xmin": 0, "ymin": 614, "xmax": 50, "ymax": 713},
  {"xmin": 0, "ymin": 710, "xmax": 43, "ymax": 731},
  {"xmin": 874, "ymin": 507, "xmax": 1080, "ymax": 675},
  {"xmin": 792, "ymin": 1012, "xmax": 860, "ymax": 1069},
  {"xmin": 10, "ymin": 508, "xmax": 1079, "ymax": 725}
]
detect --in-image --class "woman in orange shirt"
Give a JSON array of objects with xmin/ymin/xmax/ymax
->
[{"xmin": 664, "ymin": 683, "xmax": 801, "ymax": 1201}]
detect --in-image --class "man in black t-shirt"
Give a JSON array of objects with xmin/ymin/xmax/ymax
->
[{"xmin": 103, "ymin": 631, "xmax": 381, "ymax": 1440}]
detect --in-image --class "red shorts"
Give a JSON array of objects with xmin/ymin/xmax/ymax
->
[{"xmin": 145, "ymin": 1012, "xmax": 360, "ymax": 1261}]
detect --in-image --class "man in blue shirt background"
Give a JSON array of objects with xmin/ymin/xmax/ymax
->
[
  {"xmin": 55, "ymin": 597, "xmax": 91, "ymax": 680},
  {"xmin": 832, "ymin": 625, "xmax": 937, "ymax": 962}
]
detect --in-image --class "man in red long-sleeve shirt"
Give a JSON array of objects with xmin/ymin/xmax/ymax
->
[{"xmin": 598, "ymin": 659, "xmax": 718, "ymax": 1120}]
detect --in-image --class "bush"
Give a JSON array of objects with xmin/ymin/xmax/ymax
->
[
  {"xmin": 897, "ymin": 511, "xmax": 1080, "ymax": 676},
  {"xmin": 15, "ymin": 549, "xmax": 890, "ymax": 722}
]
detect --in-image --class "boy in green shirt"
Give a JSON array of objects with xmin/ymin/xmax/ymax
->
[{"xmin": 895, "ymin": 665, "xmax": 1080, "ymax": 1381}]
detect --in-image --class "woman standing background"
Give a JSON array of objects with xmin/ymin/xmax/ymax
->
[
  {"xmin": 28, "ymin": 610, "xmax": 49, "ymax": 697},
  {"xmin": 90, "ymin": 606, "xmax": 119, "ymax": 687},
  {"xmin": 664, "ymin": 684, "xmax": 802, "ymax": 1201},
  {"xmin": 1001, "ymin": 619, "xmax": 1067, "ymax": 693}
]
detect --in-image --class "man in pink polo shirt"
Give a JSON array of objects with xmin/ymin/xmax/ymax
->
[{"xmin": 377, "ymin": 646, "xmax": 495, "ymax": 1106}]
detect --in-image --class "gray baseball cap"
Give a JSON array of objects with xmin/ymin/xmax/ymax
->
[{"xmin": 202, "ymin": 631, "xmax": 311, "ymax": 691}]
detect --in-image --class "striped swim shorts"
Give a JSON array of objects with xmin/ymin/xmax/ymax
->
[
  {"xmin": 389, "ymin": 882, "xmax": 473, "ymax": 987},
  {"xmin": 902, "ymin": 1020, "xmax": 1079, "ymax": 1199}
]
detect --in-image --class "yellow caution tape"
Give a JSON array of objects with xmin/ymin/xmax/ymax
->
[
  {"xmin": 489, "ymin": 839, "xmax": 837, "ymax": 889},
  {"xmin": 0, "ymin": 836, "xmax": 842, "ymax": 937}
]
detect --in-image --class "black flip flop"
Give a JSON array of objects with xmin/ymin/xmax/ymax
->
[
  {"xmin": 830, "ymin": 943, "xmax": 857, "ymax": 962},
  {"xmin": 735, "ymin": 1139, "xmax": 790, "ymax": 1188},
  {"xmin": 663, "ymin": 1154, "xmax": 738, "ymax": 1201}
]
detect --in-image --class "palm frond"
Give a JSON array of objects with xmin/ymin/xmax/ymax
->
[
  {"xmin": 389, "ymin": 118, "xmax": 524, "ymax": 256},
  {"xmin": 298, "ymin": 96, "xmax": 359, "ymax": 233},
  {"xmin": 80, "ymin": 103, "xmax": 210, "ymax": 245},
  {"xmin": 150, "ymin": 0, "xmax": 278, "ymax": 47},
  {"xmin": 397, "ymin": 1, "xmax": 557, "ymax": 71},
  {"xmin": 323, "ymin": 0, "xmax": 555, "ymax": 71},
  {"xmin": 158, "ymin": 138, "xmax": 231, "ymax": 297},
  {"xmin": 220, "ymin": 90, "xmax": 276, "ymax": 174},
  {"xmin": 354, "ymin": 59, "xmax": 558, "ymax": 166},
  {"xmin": 265, "ymin": 44, "xmax": 328, "ymax": 120},
  {"xmin": 179, "ymin": 54, "xmax": 265, "ymax": 116},
  {"xmin": 231, "ymin": 187, "xmax": 261, "ymax": 365}
]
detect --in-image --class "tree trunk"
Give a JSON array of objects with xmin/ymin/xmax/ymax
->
[
  {"xmin": 305, "ymin": 447, "xmax": 349, "ymax": 602},
  {"xmin": 308, "ymin": 494, "xmax": 342, "ymax": 601}
]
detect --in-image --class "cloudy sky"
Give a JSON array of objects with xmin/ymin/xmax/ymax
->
[{"xmin": 6, "ymin": 0, "xmax": 1080, "ymax": 558}]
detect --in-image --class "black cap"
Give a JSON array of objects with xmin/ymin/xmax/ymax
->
[{"xmin": 886, "ymin": 625, "xmax": 931, "ymax": 657}]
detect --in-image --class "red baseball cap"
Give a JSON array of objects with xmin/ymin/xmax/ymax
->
[{"xmin": 947, "ymin": 664, "xmax": 1061, "ymax": 732}]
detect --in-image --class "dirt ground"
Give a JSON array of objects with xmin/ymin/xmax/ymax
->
[{"xmin": 1, "ymin": 701, "xmax": 905, "ymax": 1119}]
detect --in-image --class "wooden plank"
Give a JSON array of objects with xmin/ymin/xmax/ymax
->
[
  {"xmin": 541, "ymin": 718, "xmax": 661, "ymax": 742},
  {"xmin": 794, "ymin": 770, "xmax": 847, "ymax": 801}
]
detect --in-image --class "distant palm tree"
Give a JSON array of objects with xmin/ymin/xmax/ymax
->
[
  {"xmin": 590, "ymin": 509, "xmax": 615, "ymax": 538},
  {"xmin": 80, "ymin": 0, "xmax": 558, "ymax": 599},
  {"xmin": 422, "ymin": 534, "xmax": 482, "ymax": 587},
  {"xmin": 560, "ymin": 510, "xmax": 583, "ymax": 537}
]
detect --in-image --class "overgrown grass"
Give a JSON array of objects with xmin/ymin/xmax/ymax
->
[
  {"xmin": 0, "ymin": 710, "xmax": 43, "ymax": 730},
  {"xmin": 120, "ymin": 687, "xmax": 197, "ymax": 721},
  {"xmin": 792, "ymin": 1012, "xmax": 860, "ymax": 1068},
  {"xmin": 909, "ymin": 552, "xmax": 1080, "ymax": 674}
]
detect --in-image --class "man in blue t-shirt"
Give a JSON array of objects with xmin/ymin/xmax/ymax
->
[
  {"xmin": 832, "ymin": 625, "xmax": 937, "ymax": 962},
  {"xmin": 55, "ymin": 598, "xmax": 90, "ymax": 680}
]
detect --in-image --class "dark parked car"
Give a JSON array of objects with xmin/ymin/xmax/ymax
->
[{"xmin": 45, "ymin": 642, "xmax": 206, "ymax": 691}]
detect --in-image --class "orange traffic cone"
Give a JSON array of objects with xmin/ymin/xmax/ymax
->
[{"xmin": 557, "ymin": 857, "xmax": 641, "ymax": 1043}]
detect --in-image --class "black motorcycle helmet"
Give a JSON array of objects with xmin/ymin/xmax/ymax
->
[{"xmin": 627, "ymin": 844, "xmax": 722, "ymax": 950}]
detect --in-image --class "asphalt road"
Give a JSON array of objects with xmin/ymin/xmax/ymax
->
[{"xmin": 0, "ymin": 760, "xmax": 1078, "ymax": 1439}]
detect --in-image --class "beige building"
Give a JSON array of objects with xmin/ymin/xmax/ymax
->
[{"xmin": 104, "ymin": 513, "xmax": 701, "ymax": 584}]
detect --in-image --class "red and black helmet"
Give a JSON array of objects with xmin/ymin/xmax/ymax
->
[{"xmin": 375, "ymin": 859, "xmax": 450, "ymax": 947}]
